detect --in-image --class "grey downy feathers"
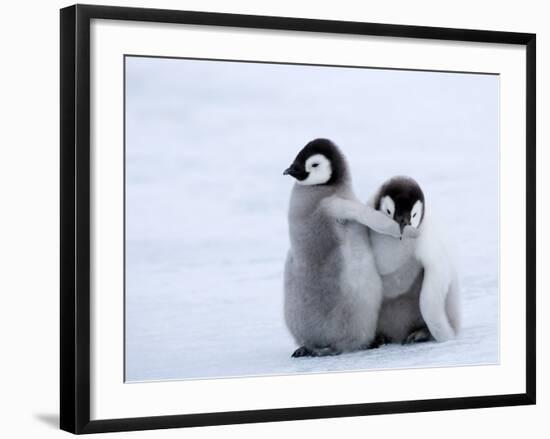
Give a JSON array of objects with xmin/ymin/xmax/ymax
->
[{"xmin": 283, "ymin": 139, "xmax": 401, "ymax": 357}]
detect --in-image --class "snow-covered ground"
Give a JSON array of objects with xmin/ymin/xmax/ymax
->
[{"xmin": 125, "ymin": 56, "xmax": 499, "ymax": 382}]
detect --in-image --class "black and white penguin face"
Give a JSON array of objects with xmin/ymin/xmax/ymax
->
[
  {"xmin": 283, "ymin": 138, "xmax": 347, "ymax": 186},
  {"xmin": 377, "ymin": 177, "xmax": 425, "ymax": 234},
  {"xmin": 296, "ymin": 154, "xmax": 332, "ymax": 185}
]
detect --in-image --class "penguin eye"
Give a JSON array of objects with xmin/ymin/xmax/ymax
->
[
  {"xmin": 386, "ymin": 209, "xmax": 391, "ymax": 215},
  {"xmin": 311, "ymin": 163, "xmax": 319, "ymax": 168},
  {"xmin": 412, "ymin": 213, "xmax": 417, "ymax": 218}
]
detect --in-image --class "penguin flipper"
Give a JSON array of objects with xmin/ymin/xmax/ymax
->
[
  {"xmin": 322, "ymin": 197, "xmax": 401, "ymax": 238},
  {"xmin": 415, "ymin": 219, "xmax": 459, "ymax": 342}
]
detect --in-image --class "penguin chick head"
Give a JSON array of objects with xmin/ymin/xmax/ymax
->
[
  {"xmin": 283, "ymin": 138, "xmax": 348, "ymax": 186},
  {"xmin": 376, "ymin": 176, "xmax": 425, "ymax": 234}
]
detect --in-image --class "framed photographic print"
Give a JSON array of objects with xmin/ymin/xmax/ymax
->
[{"xmin": 60, "ymin": 4, "xmax": 536, "ymax": 434}]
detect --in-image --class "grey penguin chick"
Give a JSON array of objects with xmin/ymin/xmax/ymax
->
[
  {"xmin": 369, "ymin": 176, "xmax": 461, "ymax": 345},
  {"xmin": 283, "ymin": 139, "xmax": 401, "ymax": 358}
]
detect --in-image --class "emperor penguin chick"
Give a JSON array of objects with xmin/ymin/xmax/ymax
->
[
  {"xmin": 283, "ymin": 138, "xmax": 401, "ymax": 357},
  {"xmin": 369, "ymin": 176, "xmax": 461, "ymax": 344}
]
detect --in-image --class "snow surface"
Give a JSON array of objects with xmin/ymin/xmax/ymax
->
[{"xmin": 125, "ymin": 57, "xmax": 499, "ymax": 382}]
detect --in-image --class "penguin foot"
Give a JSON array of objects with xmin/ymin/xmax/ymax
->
[
  {"xmin": 402, "ymin": 327, "xmax": 433, "ymax": 345},
  {"xmin": 291, "ymin": 346, "xmax": 341, "ymax": 358},
  {"xmin": 291, "ymin": 346, "xmax": 313, "ymax": 357},
  {"xmin": 368, "ymin": 333, "xmax": 391, "ymax": 349}
]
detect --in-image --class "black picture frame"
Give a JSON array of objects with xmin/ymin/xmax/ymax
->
[{"xmin": 60, "ymin": 3, "xmax": 536, "ymax": 434}]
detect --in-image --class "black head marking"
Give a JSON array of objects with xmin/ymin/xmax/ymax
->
[
  {"xmin": 283, "ymin": 138, "xmax": 348, "ymax": 185},
  {"xmin": 376, "ymin": 176, "xmax": 425, "ymax": 231}
]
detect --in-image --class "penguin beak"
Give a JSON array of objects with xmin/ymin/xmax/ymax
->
[
  {"xmin": 395, "ymin": 216, "xmax": 410, "ymax": 236},
  {"xmin": 399, "ymin": 222, "xmax": 406, "ymax": 235},
  {"xmin": 283, "ymin": 164, "xmax": 305, "ymax": 179}
]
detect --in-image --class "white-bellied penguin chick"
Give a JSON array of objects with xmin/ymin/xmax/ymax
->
[{"xmin": 369, "ymin": 176, "xmax": 461, "ymax": 345}]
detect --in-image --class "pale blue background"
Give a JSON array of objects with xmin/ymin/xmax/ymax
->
[{"xmin": 125, "ymin": 56, "xmax": 499, "ymax": 382}]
